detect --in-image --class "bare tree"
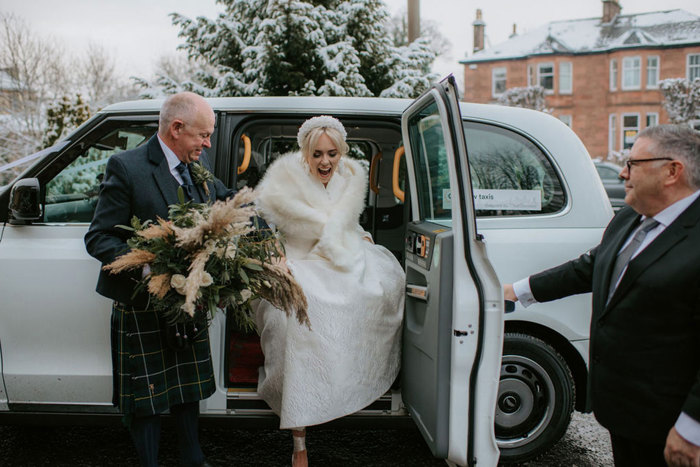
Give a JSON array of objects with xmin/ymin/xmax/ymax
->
[
  {"xmin": 389, "ymin": 8, "xmax": 451, "ymax": 58},
  {"xmin": 0, "ymin": 12, "xmax": 70, "ymax": 162},
  {"xmin": 133, "ymin": 52, "xmax": 215, "ymax": 98},
  {"xmin": 0, "ymin": 13, "xmax": 139, "ymax": 184}
]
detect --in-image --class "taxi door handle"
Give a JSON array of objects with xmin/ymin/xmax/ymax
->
[{"xmin": 406, "ymin": 284, "xmax": 428, "ymax": 301}]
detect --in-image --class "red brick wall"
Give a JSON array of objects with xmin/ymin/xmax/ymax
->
[{"xmin": 463, "ymin": 45, "xmax": 700, "ymax": 159}]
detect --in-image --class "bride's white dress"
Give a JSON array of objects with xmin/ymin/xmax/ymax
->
[{"xmin": 254, "ymin": 152, "xmax": 405, "ymax": 429}]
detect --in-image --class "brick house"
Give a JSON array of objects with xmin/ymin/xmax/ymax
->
[
  {"xmin": 0, "ymin": 69, "xmax": 21, "ymax": 115},
  {"xmin": 460, "ymin": 0, "xmax": 700, "ymax": 159}
]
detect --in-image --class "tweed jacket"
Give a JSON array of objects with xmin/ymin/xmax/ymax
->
[{"xmin": 85, "ymin": 135, "xmax": 233, "ymax": 416}]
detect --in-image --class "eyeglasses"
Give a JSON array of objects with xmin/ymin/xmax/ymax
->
[{"xmin": 624, "ymin": 157, "xmax": 674, "ymax": 171}]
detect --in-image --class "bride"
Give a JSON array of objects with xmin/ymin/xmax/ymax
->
[{"xmin": 254, "ymin": 116, "xmax": 405, "ymax": 466}]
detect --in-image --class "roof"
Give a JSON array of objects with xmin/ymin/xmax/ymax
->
[
  {"xmin": 100, "ymin": 96, "xmax": 414, "ymax": 116},
  {"xmin": 461, "ymin": 9, "xmax": 700, "ymax": 63},
  {"xmin": 0, "ymin": 69, "xmax": 21, "ymax": 92}
]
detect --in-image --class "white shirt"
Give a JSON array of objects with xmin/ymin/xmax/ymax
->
[
  {"xmin": 157, "ymin": 134, "xmax": 186, "ymax": 185},
  {"xmin": 512, "ymin": 190, "xmax": 700, "ymax": 445}
]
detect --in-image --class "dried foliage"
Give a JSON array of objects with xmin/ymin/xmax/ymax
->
[{"xmin": 103, "ymin": 187, "xmax": 309, "ymax": 330}]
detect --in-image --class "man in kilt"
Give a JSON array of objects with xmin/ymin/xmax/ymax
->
[{"xmin": 85, "ymin": 92, "xmax": 233, "ymax": 467}]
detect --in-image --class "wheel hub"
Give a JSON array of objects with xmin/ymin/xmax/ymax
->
[{"xmin": 495, "ymin": 355, "xmax": 555, "ymax": 448}]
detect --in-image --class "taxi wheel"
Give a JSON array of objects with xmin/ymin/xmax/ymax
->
[{"xmin": 495, "ymin": 333, "xmax": 575, "ymax": 464}]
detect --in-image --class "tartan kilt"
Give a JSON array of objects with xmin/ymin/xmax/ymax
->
[{"xmin": 111, "ymin": 302, "xmax": 216, "ymax": 417}]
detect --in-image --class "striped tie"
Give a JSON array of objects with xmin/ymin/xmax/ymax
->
[
  {"xmin": 607, "ymin": 217, "xmax": 660, "ymax": 301},
  {"xmin": 176, "ymin": 163, "xmax": 195, "ymax": 200}
]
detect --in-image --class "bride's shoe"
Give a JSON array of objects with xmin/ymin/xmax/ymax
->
[{"xmin": 291, "ymin": 428, "xmax": 308, "ymax": 467}]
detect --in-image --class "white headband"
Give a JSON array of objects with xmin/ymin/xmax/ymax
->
[{"xmin": 297, "ymin": 115, "xmax": 347, "ymax": 148}]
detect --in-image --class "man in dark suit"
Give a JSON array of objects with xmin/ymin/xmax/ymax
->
[
  {"xmin": 85, "ymin": 92, "xmax": 232, "ymax": 467},
  {"xmin": 505, "ymin": 124, "xmax": 700, "ymax": 467}
]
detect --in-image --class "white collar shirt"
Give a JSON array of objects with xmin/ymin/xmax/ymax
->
[
  {"xmin": 157, "ymin": 134, "xmax": 185, "ymax": 185},
  {"xmin": 619, "ymin": 189, "xmax": 700, "ymax": 260}
]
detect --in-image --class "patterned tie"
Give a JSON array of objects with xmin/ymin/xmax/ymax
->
[
  {"xmin": 176, "ymin": 163, "xmax": 195, "ymax": 200},
  {"xmin": 607, "ymin": 217, "xmax": 660, "ymax": 301}
]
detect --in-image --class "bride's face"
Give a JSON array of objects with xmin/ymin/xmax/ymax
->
[{"xmin": 307, "ymin": 132, "xmax": 340, "ymax": 186}]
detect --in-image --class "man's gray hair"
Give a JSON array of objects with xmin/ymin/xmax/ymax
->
[
  {"xmin": 638, "ymin": 124, "xmax": 700, "ymax": 189},
  {"xmin": 158, "ymin": 93, "xmax": 198, "ymax": 132}
]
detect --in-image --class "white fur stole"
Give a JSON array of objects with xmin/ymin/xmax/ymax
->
[{"xmin": 254, "ymin": 152, "xmax": 368, "ymax": 270}]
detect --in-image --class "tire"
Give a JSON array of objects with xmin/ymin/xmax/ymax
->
[{"xmin": 496, "ymin": 333, "xmax": 575, "ymax": 464}]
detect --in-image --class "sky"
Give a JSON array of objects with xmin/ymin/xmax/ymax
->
[{"xmin": 3, "ymin": 0, "xmax": 700, "ymax": 86}]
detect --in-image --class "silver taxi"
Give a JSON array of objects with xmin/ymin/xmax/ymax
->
[{"xmin": 0, "ymin": 78, "xmax": 612, "ymax": 465}]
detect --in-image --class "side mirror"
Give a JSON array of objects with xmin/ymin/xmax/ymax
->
[{"xmin": 9, "ymin": 178, "xmax": 42, "ymax": 223}]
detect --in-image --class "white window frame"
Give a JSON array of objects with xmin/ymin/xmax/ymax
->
[
  {"xmin": 558, "ymin": 115, "xmax": 572, "ymax": 127},
  {"xmin": 537, "ymin": 62, "xmax": 554, "ymax": 93},
  {"xmin": 527, "ymin": 64, "xmax": 535, "ymax": 87},
  {"xmin": 646, "ymin": 112, "xmax": 658, "ymax": 128},
  {"xmin": 559, "ymin": 62, "xmax": 572, "ymax": 94},
  {"xmin": 609, "ymin": 114, "xmax": 617, "ymax": 155},
  {"xmin": 646, "ymin": 56, "xmax": 659, "ymax": 89},
  {"xmin": 688, "ymin": 54, "xmax": 700, "ymax": 81},
  {"xmin": 622, "ymin": 113, "xmax": 640, "ymax": 150},
  {"xmin": 492, "ymin": 67, "xmax": 507, "ymax": 97},
  {"xmin": 622, "ymin": 56, "xmax": 641, "ymax": 90},
  {"xmin": 610, "ymin": 59, "xmax": 618, "ymax": 91}
]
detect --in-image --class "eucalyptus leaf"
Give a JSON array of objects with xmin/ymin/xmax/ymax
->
[
  {"xmin": 239, "ymin": 267, "xmax": 249, "ymax": 285},
  {"xmin": 243, "ymin": 261, "xmax": 264, "ymax": 272}
]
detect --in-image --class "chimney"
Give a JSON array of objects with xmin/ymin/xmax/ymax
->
[
  {"xmin": 510, "ymin": 23, "xmax": 517, "ymax": 38},
  {"xmin": 473, "ymin": 9, "xmax": 486, "ymax": 53},
  {"xmin": 602, "ymin": 0, "xmax": 621, "ymax": 23}
]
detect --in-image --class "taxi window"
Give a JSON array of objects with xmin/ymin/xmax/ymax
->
[
  {"xmin": 233, "ymin": 121, "xmax": 371, "ymax": 191},
  {"xmin": 43, "ymin": 123, "xmax": 157, "ymax": 223},
  {"xmin": 405, "ymin": 102, "xmax": 452, "ymax": 223},
  {"xmin": 463, "ymin": 122, "xmax": 566, "ymax": 217}
]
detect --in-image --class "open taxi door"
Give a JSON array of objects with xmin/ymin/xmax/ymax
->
[{"xmin": 400, "ymin": 76, "xmax": 504, "ymax": 466}]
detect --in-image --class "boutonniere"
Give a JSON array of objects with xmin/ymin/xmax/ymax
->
[{"xmin": 190, "ymin": 162, "xmax": 214, "ymax": 197}]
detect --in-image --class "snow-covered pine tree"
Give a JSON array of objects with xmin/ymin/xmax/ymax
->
[
  {"xmin": 141, "ymin": 0, "xmax": 436, "ymax": 98},
  {"xmin": 659, "ymin": 78, "xmax": 700, "ymax": 126},
  {"xmin": 43, "ymin": 94, "xmax": 91, "ymax": 148},
  {"xmin": 496, "ymin": 86, "xmax": 550, "ymax": 113}
]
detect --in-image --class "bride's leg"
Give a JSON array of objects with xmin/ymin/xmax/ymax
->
[{"xmin": 291, "ymin": 427, "xmax": 308, "ymax": 467}]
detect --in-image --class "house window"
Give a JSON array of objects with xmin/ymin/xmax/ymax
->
[
  {"xmin": 559, "ymin": 62, "xmax": 572, "ymax": 94},
  {"xmin": 622, "ymin": 56, "xmax": 641, "ymax": 90},
  {"xmin": 646, "ymin": 113, "xmax": 658, "ymax": 128},
  {"xmin": 538, "ymin": 63, "xmax": 554, "ymax": 92},
  {"xmin": 646, "ymin": 56, "xmax": 659, "ymax": 88},
  {"xmin": 610, "ymin": 59, "xmax": 618, "ymax": 91},
  {"xmin": 609, "ymin": 114, "xmax": 617, "ymax": 154},
  {"xmin": 622, "ymin": 114, "xmax": 640, "ymax": 149},
  {"xmin": 527, "ymin": 65, "xmax": 535, "ymax": 87},
  {"xmin": 559, "ymin": 115, "xmax": 572, "ymax": 127},
  {"xmin": 492, "ymin": 67, "xmax": 507, "ymax": 97},
  {"xmin": 688, "ymin": 54, "xmax": 700, "ymax": 81}
]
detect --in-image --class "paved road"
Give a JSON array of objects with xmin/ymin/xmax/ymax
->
[{"xmin": 0, "ymin": 411, "xmax": 611, "ymax": 466}]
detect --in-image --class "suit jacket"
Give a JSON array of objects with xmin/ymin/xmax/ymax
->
[
  {"xmin": 85, "ymin": 135, "xmax": 233, "ymax": 307},
  {"xmin": 530, "ymin": 198, "xmax": 700, "ymax": 443}
]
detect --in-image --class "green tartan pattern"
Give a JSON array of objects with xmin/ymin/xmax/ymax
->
[{"xmin": 111, "ymin": 302, "xmax": 216, "ymax": 417}]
